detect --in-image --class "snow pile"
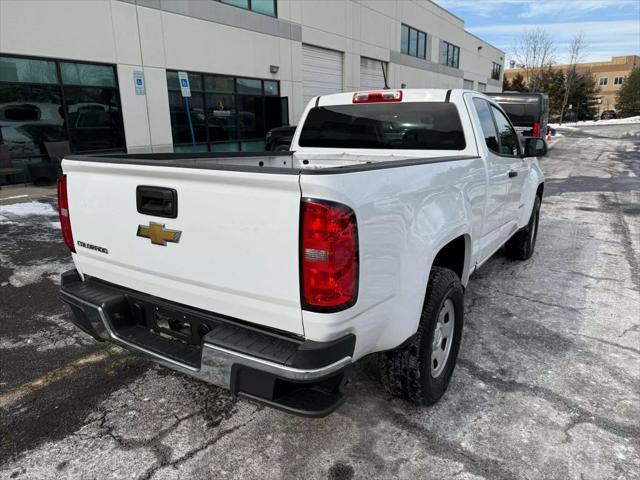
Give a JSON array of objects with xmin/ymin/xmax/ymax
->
[
  {"xmin": 550, "ymin": 116, "xmax": 640, "ymax": 128},
  {"xmin": 0, "ymin": 201, "xmax": 57, "ymax": 217}
]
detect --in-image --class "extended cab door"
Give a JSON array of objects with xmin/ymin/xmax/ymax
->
[
  {"xmin": 470, "ymin": 97, "xmax": 511, "ymax": 238},
  {"xmin": 488, "ymin": 104, "xmax": 528, "ymax": 231}
]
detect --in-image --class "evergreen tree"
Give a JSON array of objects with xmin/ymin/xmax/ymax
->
[
  {"xmin": 615, "ymin": 68, "xmax": 640, "ymax": 117},
  {"xmin": 502, "ymin": 75, "xmax": 511, "ymax": 91},
  {"xmin": 567, "ymin": 73, "xmax": 600, "ymax": 121},
  {"xmin": 536, "ymin": 68, "xmax": 565, "ymax": 117},
  {"xmin": 509, "ymin": 73, "xmax": 528, "ymax": 92}
]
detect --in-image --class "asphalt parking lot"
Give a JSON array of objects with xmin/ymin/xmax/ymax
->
[{"xmin": 1, "ymin": 124, "xmax": 639, "ymax": 480}]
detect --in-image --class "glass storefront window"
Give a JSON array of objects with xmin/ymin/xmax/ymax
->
[
  {"xmin": 237, "ymin": 78, "xmax": 262, "ymax": 95},
  {"xmin": 206, "ymin": 93, "xmax": 236, "ymax": 142},
  {"xmin": 60, "ymin": 62, "xmax": 116, "ymax": 87},
  {"xmin": 205, "ymin": 75, "xmax": 235, "ymax": 93},
  {"xmin": 237, "ymin": 95, "xmax": 264, "ymax": 139},
  {"xmin": 0, "ymin": 56, "xmax": 58, "ymax": 84},
  {"xmin": 0, "ymin": 56, "xmax": 124, "ymax": 167},
  {"xmin": 263, "ymin": 80, "xmax": 279, "ymax": 96},
  {"xmin": 168, "ymin": 91, "xmax": 206, "ymax": 144},
  {"xmin": 0, "ymin": 84, "xmax": 65, "ymax": 157},
  {"xmin": 63, "ymin": 86, "xmax": 124, "ymax": 152},
  {"xmin": 166, "ymin": 70, "xmax": 285, "ymax": 152}
]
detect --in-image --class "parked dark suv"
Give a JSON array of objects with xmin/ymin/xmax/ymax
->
[
  {"xmin": 265, "ymin": 125, "xmax": 296, "ymax": 151},
  {"xmin": 601, "ymin": 110, "xmax": 617, "ymax": 120},
  {"xmin": 487, "ymin": 92, "xmax": 549, "ymax": 140}
]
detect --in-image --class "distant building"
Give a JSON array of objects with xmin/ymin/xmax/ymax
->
[
  {"xmin": 0, "ymin": 0, "xmax": 503, "ymax": 163},
  {"xmin": 505, "ymin": 55, "xmax": 640, "ymax": 116}
]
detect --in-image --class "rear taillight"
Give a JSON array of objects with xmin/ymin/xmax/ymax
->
[
  {"xmin": 57, "ymin": 175, "xmax": 75, "ymax": 252},
  {"xmin": 533, "ymin": 121, "xmax": 540, "ymax": 138},
  {"xmin": 301, "ymin": 199, "xmax": 358, "ymax": 311},
  {"xmin": 353, "ymin": 90, "xmax": 403, "ymax": 103}
]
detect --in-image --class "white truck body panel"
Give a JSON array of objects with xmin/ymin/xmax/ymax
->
[
  {"xmin": 65, "ymin": 160, "xmax": 305, "ymax": 335},
  {"xmin": 62, "ymin": 88, "xmax": 544, "ymax": 363}
]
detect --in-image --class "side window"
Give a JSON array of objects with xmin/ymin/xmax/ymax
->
[
  {"xmin": 472, "ymin": 98, "xmax": 499, "ymax": 154},
  {"xmin": 491, "ymin": 106, "xmax": 520, "ymax": 156}
]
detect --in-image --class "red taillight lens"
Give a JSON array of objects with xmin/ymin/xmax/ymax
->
[
  {"xmin": 353, "ymin": 90, "xmax": 403, "ymax": 103},
  {"xmin": 57, "ymin": 175, "xmax": 75, "ymax": 252},
  {"xmin": 301, "ymin": 199, "xmax": 358, "ymax": 311},
  {"xmin": 533, "ymin": 121, "xmax": 540, "ymax": 138}
]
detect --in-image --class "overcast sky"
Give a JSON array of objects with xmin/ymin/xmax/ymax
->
[{"xmin": 434, "ymin": 0, "xmax": 640, "ymax": 67}]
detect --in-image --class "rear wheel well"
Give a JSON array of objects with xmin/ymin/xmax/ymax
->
[
  {"xmin": 536, "ymin": 182, "xmax": 544, "ymax": 200},
  {"xmin": 431, "ymin": 235, "xmax": 466, "ymax": 282}
]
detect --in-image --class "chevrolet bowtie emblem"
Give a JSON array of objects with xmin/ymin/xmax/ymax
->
[{"xmin": 137, "ymin": 222, "xmax": 182, "ymax": 246}]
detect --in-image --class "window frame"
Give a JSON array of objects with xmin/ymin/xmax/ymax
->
[
  {"xmin": 491, "ymin": 62, "xmax": 501, "ymax": 81},
  {"xmin": 166, "ymin": 69, "xmax": 284, "ymax": 152},
  {"xmin": 614, "ymin": 76, "xmax": 624, "ymax": 85},
  {"xmin": 598, "ymin": 77, "xmax": 608, "ymax": 86},
  {"xmin": 400, "ymin": 24, "xmax": 428, "ymax": 60},
  {"xmin": 0, "ymin": 52, "xmax": 125, "ymax": 157},
  {"xmin": 441, "ymin": 41, "xmax": 460, "ymax": 69}
]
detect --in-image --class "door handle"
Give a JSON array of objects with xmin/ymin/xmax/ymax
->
[
  {"xmin": 508, "ymin": 170, "xmax": 518, "ymax": 178},
  {"xmin": 137, "ymin": 186, "xmax": 178, "ymax": 218}
]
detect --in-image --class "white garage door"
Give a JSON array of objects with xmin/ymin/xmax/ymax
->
[
  {"xmin": 302, "ymin": 44, "xmax": 343, "ymax": 106},
  {"xmin": 360, "ymin": 57, "xmax": 387, "ymax": 91}
]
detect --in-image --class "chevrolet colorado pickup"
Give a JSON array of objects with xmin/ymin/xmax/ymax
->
[{"xmin": 58, "ymin": 89, "xmax": 545, "ymax": 416}]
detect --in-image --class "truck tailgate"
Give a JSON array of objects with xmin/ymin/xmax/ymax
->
[{"xmin": 64, "ymin": 159, "xmax": 304, "ymax": 336}]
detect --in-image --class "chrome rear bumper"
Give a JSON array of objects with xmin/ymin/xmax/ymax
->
[{"xmin": 60, "ymin": 270, "xmax": 353, "ymax": 416}]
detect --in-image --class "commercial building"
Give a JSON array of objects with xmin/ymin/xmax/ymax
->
[
  {"xmin": 0, "ymin": 0, "xmax": 504, "ymax": 171},
  {"xmin": 504, "ymin": 55, "xmax": 640, "ymax": 116}
]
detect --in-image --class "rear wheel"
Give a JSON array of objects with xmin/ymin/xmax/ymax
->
[
  {"xmin": 381, "ymin": 267, "xmax": 464, "ymax": 405},
  {"xmin": 505, "ymin": 195, "xmax": 541, "ymax": 260}
]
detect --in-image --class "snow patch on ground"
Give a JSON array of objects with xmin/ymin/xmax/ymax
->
[
  {"xmin": 0, "ymin": 214, "xmax": 18, "ymax": 225},
  {"xmin": 550, "ymin": 116, "xmax": 640, "ymax": 128},
  {"xmin": 0, "ymin": 201, "xmax": 57, "ymax": 218},
  {"xmin": 7, "ymin": 258, "xmax": 71, "ymax": 287},
  {"xmin": 0, "ymin": 313, "xmax": 95, "ymax": 352}
]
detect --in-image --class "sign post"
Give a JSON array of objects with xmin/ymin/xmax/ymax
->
[{"xmin": 178, "ymin": 71, "xmax": 196, "ymax": 152}]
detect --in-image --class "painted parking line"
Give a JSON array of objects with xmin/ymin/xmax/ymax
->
[{"xmin": 0, "ymin": 345, "xmax": 122, "ymax": 409}]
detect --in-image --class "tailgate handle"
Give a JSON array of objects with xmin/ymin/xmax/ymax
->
[{"xmin": 137, "ymin": 186, "xmax": 178, "ymax": 218}]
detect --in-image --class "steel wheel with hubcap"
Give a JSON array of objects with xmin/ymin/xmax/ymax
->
[{"xmin": 431, "ymin": 298, "xmax": 455, "ymax": 377}]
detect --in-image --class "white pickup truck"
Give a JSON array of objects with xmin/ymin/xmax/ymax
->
[{"xmin": 58, "ymin": 89, "xmax": 545, "ymax": 416}]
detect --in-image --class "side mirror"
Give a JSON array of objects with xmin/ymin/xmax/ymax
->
[{"xmin": 523, "ymin": 137, "xmax": 547, "ymax": 157}]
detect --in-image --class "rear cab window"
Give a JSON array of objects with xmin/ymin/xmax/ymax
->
[{"xmin": 298, "ymin": 102, "xmax": 466, "ymax": 150}]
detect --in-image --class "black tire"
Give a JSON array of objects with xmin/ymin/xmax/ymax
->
[
  {"xmin": 381, "ymin": 267, "xmax": 464, "ymax": 405},
  {"xmin": 505, "ymin": 195, "xmax": 541, "ymax": 260},
  {"xmin": 275, "ymin": 144, "xmax": 290, "ymax": 152}
]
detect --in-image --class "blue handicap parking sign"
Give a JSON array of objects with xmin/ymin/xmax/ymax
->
[
  {"xmin": 181, "ymin": 79, "xmax": 188, "ymax": 87},
  {"xmin": 136, "ymin": 79, "xmax": 143, "ymax": 85}
]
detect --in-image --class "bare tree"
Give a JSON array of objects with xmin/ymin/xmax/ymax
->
[
  {"xmin": 512, "ymin": 28, "xmax": 556, "ymax": 92},
  {"xmin": 559, "ymin": 33, "xmax": 586, "ymax": 124}
]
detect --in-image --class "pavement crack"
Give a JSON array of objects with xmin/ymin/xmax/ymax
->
[
  {"xmin": 458, "ymin": 359, "xmax": 640, "ymax": 443},
  {"xmin": 388, "ymin": 410, "xmax": 515, "ymax": 480},
  {"xmin": 479, "ymin": 288, "xmax": 583, "ymax": 314},
  {"xmin": 598, "ymin": 193, "xmax": 640, "ymax": 292},
  {"xmin": 575, "ymin": 334, "xmax": 640, "ymax": 356},
  {"xmin": 619, "ymin": 323, "xmax": 640, "ymax": 338},
  {"xmin": 140, "ymin": 405, "xmax": 264, "ymax": 480}
]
